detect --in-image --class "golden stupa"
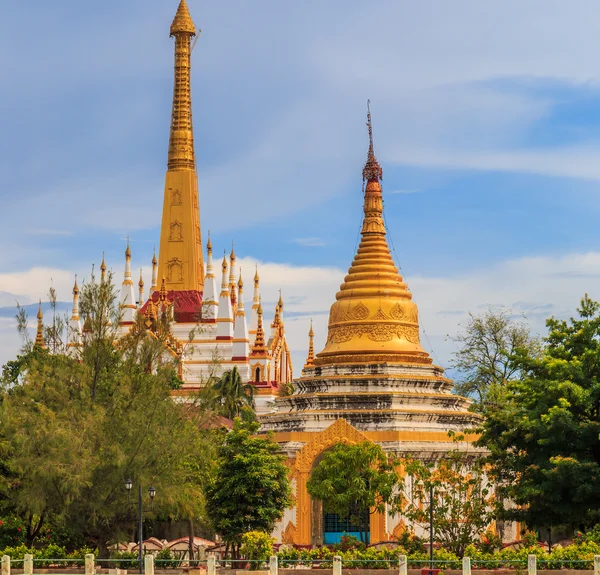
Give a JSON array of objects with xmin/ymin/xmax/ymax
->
[{"xmin": 261, "ymin": 107, "xmax": 483, "ymax": 547}]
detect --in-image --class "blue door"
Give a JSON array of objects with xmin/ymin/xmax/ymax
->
[{"xmin": 323, "ymin": 512, "xmax": 370, "ymax": 544}]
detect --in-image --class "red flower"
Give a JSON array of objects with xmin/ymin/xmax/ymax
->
[
  {"xmin": 0, "ymin": 520, "xmax": 3, "ymax": 525},
  {"xmin": 17, "ymin": 527, "xmax": 21, "ymax": 532}
]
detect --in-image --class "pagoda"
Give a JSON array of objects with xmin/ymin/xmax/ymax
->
[
  {"xmin": 260, "ymin": 107, "xmax": 484, "ymax": 546},
  {"xmin": 57, "ymin": 1, "xmax": 294, "ymax": 405}
]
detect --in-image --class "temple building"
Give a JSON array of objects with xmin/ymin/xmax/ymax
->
[
  {"xmin": 260, "ymin": 110, "xmax": 485, "ymax": 546},
  {"xmin": 60, "ymin": 0, "xmax": 292, "ymax": 409}
]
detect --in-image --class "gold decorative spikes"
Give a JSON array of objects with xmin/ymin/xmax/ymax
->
[{"xmin": 315, "ymin": 106, "xmax": 430, "ymax": 367}]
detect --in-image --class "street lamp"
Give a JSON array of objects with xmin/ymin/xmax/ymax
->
[
  {"xmin": 429, "ymin": 483, "xmax": 434, "ymax": 575},
  {"xmin": 125, "ymin": 480, "xmax": 157, "ymax": 574}
]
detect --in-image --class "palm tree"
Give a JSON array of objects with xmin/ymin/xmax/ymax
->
[{"xmin": 212, "ymin": 366, "xmax": 256, "ymax": 420}]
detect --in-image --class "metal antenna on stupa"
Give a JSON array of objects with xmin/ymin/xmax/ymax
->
[{"xmin": 363, "ymin": 99, "xmax": 383, "ymax": 184}]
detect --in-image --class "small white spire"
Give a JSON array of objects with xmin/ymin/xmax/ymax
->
[
  {"xmin": 67, "ymin": 277, "xmax": 82, "ymax": 352},
  {"xmin": 151, "ymin": 249, "xmax": 158, "ymax": 293},
  {"xmin": 249, "ymin": 265, "xmax": 261, "ymax": 336},
  {"xmin": 119, "ymin": 238, "xmax": 136, "ymax": 324},
  {"xmin": 232, "ymin": 270, "xmax": 249, "ymax": 360},
  {"xmin": 138, "ymin": 269, "xmax": 145, "ymax": 309},
  {"xmin": 202, "ymin": 234, "xmax": 218, "ymax": 319},
  {"xmin": 216, "ymin": 252, "xmax": 234, "ymax": 339}
]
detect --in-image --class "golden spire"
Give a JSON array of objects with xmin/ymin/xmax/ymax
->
[
  {"xmin": 236, "ymin": 271, "xmax": 245, "ymax": 315},
  {"xmin": 251, "ymin": 300, "xmax": 268, "ymax": 357},
  {"xmin": 151, "ymin": 250, "xmax": 158, "ymax": 292},
  {"xmin": 229, "ymin": 243, "xmax": 237, "ymax": 308},
  {"xmin": 138, "ymin": 269, "xmax": 145, "ymax": 308},
  {"xmin": 207, "ymin": 231, "xmax": 212, "ymax": 254},
  {"xmin": 35, "ymin": 301, "xmax": 46, "ymax": 349},
  {"xmin": 170, "ymin": 0, "xmax": 196, "ymax": 35},
  {"xmin": 304, "ymin": 319, "xmax": 315, "ymax": 368},
  {"xmin": 315, "ymin": 105, "xmax": 429, "ymax": 367},
  {"xmin": 100, "ymin": 252, "xmax": 107, "ymax": 282},
  {"xmin": 168, "ymin": 0, "xmax": 197, "ymax": 171},
  {"xmin": 71, "ymin": 277, "xmax": 80, "ymax": 320},
  {"xmin": 254, "ymin": 265, "xmax": 259, "ymax": 286},
  {"xmin": 157, "ymin": 0, "xmax": 204, "ymax": 297}
]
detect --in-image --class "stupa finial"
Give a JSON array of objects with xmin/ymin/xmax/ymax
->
[{"xmin": 362, "ymin": 100, "xmax": 383, "ymax": 183}]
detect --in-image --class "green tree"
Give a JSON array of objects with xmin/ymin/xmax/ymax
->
[
  {"xmin": 204, "ymin": 419, "xmax": 292, "ymax": 558},
  {"xmin": 211, "ymin": 366, "xmax": 255, "ymax": 420},
  {"xmin": 306, "ymin": 441, "xmax": 402, "ymax": 544},
  {"xmin": 401, "ymin": 451, "xmax": 494, "ymax": 557},
  {"xmin": 0, "ymin": 272, "xmax": 216, "ymax": 554},
  {"xmin": 451, "ymin": 306, "xmax": 541, "ymax": 414},
  {"xmin": 478, "ymin": 295, "xmax": 600, "ymax": 532}
]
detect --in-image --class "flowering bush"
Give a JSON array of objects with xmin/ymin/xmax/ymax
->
[
  {"xmin": 240, "ymin": 531, "xmax": 274, "ymax": 569},
  {"xmin": 0, "ymin": 516, "xmax": 26, "ymax": 548}
]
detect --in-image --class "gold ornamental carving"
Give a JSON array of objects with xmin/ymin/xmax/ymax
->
[
  {"xmin": 171, "ymin": 188, "xmax": 182, "ymax": 206},
  {"xmin": 389, "ymin": 303, "xmax": 405, "ymax": 320},
  {"xmin": 167, "ymin": 258, "xmax": 183, "ymax": 283},
  {"xmin": 170, "ymin": 220, "xmax": 183, "ymax": 241},
  {"xmin": 327, "ymin": 323, "xmax": 420, "ymax": 345},
  {"xmin": 282, "ymin": 521, "xmax": 296, "ymax": 544}
]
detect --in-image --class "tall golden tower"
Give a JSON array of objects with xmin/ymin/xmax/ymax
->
[{"xmin": 157, "ymin": 0, "xmax": 204, "ymax": 304}]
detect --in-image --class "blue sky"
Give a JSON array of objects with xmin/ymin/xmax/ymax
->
[{"xmin": 2, "ymin": 0, "xmax": 600, "ymax": 374}]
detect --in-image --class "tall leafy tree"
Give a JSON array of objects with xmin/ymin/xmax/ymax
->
[
  {"xmin": 401, "ymin": 451, "xmax": 494, "ymax": 557},
  {"xmin": 211, "ymin": 366, "xmax": 255, "ymax": 420},
  {"xmin": 0, "ymin": 272, "xmax": 216, "ymax": 553},
  {"xmin": 204, "ymin": 419, "xmax": 292, "ymax": 558},
  {"xmin": 307, "ymin": 442, "xmax": 402, "ymax": 543},
  {"xmin": 451, "ymin": 306, "xmax": 541, "ymax": 414},
  {"xmin": 479, "ymin": 295, "xmax": 600, "ymax": 531}
]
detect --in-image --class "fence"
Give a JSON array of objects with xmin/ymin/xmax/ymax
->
[{"xmin": 2, "ymin": 554, "xmax": 600, "ymax": 575}]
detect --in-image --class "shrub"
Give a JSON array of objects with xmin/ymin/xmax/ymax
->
[
  {"xmin": 155, "ymin": 548, "xmax": 179, "ymax": 569},
  {"xmin": 109, "ymin": 551, "xmax": 139, "ymax": 570},
  {"xmin": 0, "ymin": 516, "xmax": 27, "ymax": 548},
  {"xmin": 240, "ymin": 531, "xmax": 274, "ymax": 569},
  {"xmin": 393, "ymin": 530, "xmax": 425, "ymax": 555}
]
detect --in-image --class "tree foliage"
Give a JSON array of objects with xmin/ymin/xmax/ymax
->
[
  {"xmin": 204, "ymin": 419, "xmax": 292, "ymax": 558},
  {"xmin": 478, "ymin": 294, "xmax": 600, "ymax": 531},
  {"xmin": 0, "ymin": 273, "xmax": 216, "ymax": 553},
  {"xmin": 401, "ymin": 452, "xmax": 494, "ymax": 557},
  {"xmin": 209, "ymin": 367, "xmax": 256, "ymax": 421},
  {"xmin": 307, "ymin": 442, "xmax": 402, "ymax": 543},
  {"xmin": 451, "ymin": 306, "xmax": 541, "ymax": 414}
]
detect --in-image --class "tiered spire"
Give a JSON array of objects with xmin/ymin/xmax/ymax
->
[
  {"xmin": 34, "ymin": 301, "xmax": 46, "ymax": 349},
  {"xmin": 138, "ymin": 270, "xmax": 145, "ymax": 309},
  {"xmin": 67, "ymin": 278, "xmax": 82, "ymax": 351},
  {"xmin": 304, "ymin": 320, "xmax": 315, "ymax": 369},
  {"xmin": 151, "ymin": 251, "xmax": 158, "ymax": 293},
  {"xmin": 157, "ymin": 0, "xmax": 203, "ymax": 295},
  {"xmin": 119, "ymin": 239, "xmax": 137, "ymax": 324},
  {"xmin": 250, "ymin": 300, "xmax": 268, "ymax": 357},
  {"xmin": 232, "ymin": 271, "xmax": 250, "ymax": 360},
  {"xmin": 203, "ymin": 233, "xmax": 218, "ymax": 319},
  {"xmin": 249, "ymin": 265, "xmax": 261, "ymax": 337},
  {"xmin": 216, "ymin": 253, "xmax": 234, "ymax": 339},
  {"xmin": 229, "ymin": 244, "xmax": 237, "ymax": 309},
  {"xmin": 100, "ymin": 253, "xmax": 107, "ymax": 283},
  {"xmin": 315, "ymin": 104, "xmax": 429, "ymax": 366}
]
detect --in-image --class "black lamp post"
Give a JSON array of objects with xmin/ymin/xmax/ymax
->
[
  {"xmin": 429, "ymin": 483, "xmax": 434, "ymax": 575},
  {"xmin": 125, "ymin": 480, "xmax": 156, "ymax": 574}
]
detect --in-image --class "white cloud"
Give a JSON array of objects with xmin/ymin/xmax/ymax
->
[{"xmin": 1, "ymin": 251, "xmax": 598, "ymax": 377}]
